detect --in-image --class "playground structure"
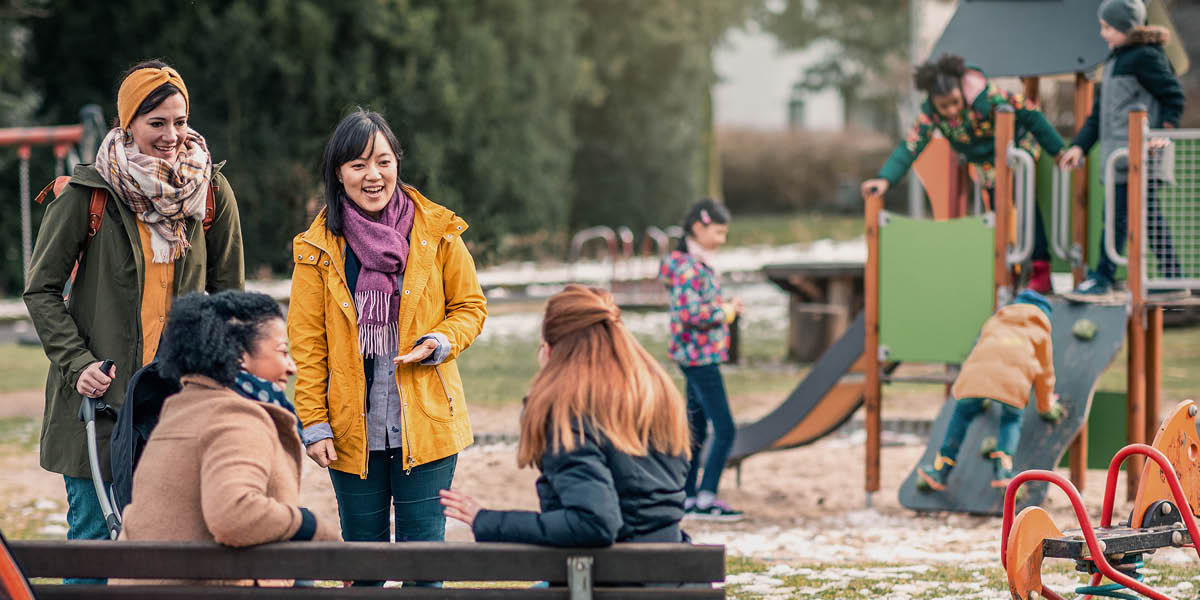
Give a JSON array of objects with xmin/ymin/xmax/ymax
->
[
  {"xmin": 0, "ymin": 106, "xmax": 106, "ymax": 285},
  {"xmin": 567, "ymin": 224, "xmax": 682, "ymax": 305}
]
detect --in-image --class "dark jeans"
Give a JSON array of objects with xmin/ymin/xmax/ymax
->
[
  {"xmin": 681, "ymin": 364, "xmax": 735, "ymax": 497},
  {"xmin": 329, "ymin": 452, "xmax": 457, "ymax": 587},
  {"xmin": 939, "ymin": 398, "xmax": 1022, "ymax": 461},
  {"xmin": 63, "ymin": 476, "xmax": 112, "ymax": 585},
  {"xmin": 1095, "ymin": 183, "xmax": 1181, "ymax": 283}
]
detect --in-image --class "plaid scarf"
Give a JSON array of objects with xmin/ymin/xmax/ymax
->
[
  {"xmin": 95, "ymin": 127, "xmax": 213, "ymax": 263},
  {"xmin": 342, "ymin": 187, "xmax": 415, "ymax": 358}
]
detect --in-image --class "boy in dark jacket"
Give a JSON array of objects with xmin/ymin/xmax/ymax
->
[{"xmin": 1061, "ymin": 0, "xmax": 1186, "ymax": 295}]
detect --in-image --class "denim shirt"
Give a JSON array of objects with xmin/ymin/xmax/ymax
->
[{"xmin": 299, "ymin": 243, "xmax": 449, "ymax": 447}]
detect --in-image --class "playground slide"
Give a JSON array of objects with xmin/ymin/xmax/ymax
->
[
  {"xmin": 897, "ymin": 300, "xmax": 1127, "ymax": 515},
  {"xmin": 726, "ymin": 312, "xmax": 868, "ymax": 465}
]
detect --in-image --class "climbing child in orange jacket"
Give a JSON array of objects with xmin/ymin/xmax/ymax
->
[{"xmin": 918, "ymin": 289, "xmax": 1065, "ymax": 491}]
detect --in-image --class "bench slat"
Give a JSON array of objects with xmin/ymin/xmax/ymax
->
[
  {"xmin": 10, "ymin": 541, "xmax": 724, "ymax": 584},
  {"xmin": 31, "ymin": 584, "xmax": 725, "ymax": 599}
]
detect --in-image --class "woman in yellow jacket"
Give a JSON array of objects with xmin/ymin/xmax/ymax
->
[{"xmin": 288, "ymin": 109, "xmax": 486, "ymax": 587}]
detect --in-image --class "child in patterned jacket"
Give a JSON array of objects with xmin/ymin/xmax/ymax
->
[{"xmin": 658, "ymin": 198, "xmax": 744, "ymax": 521}]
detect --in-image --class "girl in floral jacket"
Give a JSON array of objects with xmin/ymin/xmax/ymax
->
[
  {"xmin": 862, "ymin": 54, "xmax": 1067, "ymax": 294},
  {"xmin": 658, "ymin": 199, "xmax": 743, "ymax": 520}
]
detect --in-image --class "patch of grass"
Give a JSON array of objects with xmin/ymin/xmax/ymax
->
[
  {"xmin": 1097, "ymin": 324, "xmax": 1200, "ymax": 401},
  {"xmin": 0, "ymin": 343, "xmax": 49, "ymax": 393},
  {"xmin": 0, "ymin": 417, "xmax": 39, "ymax": 452},
  {"xmin": 724, "ymin": 214, "xmax": 862, "ymax": 248}
]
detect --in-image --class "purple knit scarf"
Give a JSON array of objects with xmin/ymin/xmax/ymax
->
[{"xmin": 341, "ymin": 187, "xmax": 415, "ymax": 358}]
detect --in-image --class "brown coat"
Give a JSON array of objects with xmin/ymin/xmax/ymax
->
[
  {"xmin": 951, "ymin": 304, "xmax": 1055, "ymax": 413},
  {"xmin": 119, "ymin": 375, "xmax": 338, "ymax": 553}
]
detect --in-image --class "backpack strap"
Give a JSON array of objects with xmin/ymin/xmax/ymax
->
[
  {"xmin": 34, "ymin": 176, "xmax": 109, "ymax": 248},
  {"xmin": 203, "ymin": 180, "xmax": 216, "ymax": 233}
]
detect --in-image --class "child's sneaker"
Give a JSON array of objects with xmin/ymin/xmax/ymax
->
[
  {"xmin": 689, "ymin": 499, "xmax": 744, "ymax": 522},
  {"xmin": 916, "ymin": 453, "xmax": 955, "ymax": 492},
  {"xmin": 1072, "ymin": 276, "xmax": 1111, "ymax": 295},
  {"xmin": 990, "ymin": 451, "xmax": 1014, "ymax": 488}
]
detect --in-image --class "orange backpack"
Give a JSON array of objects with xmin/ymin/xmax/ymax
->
[{"xmin": 33, "ymin": 176, "xmax": 216, "ymax": 299}]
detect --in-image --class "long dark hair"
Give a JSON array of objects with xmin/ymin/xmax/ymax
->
[
  {"xmin": 159, "ymin": 291, "xmax": 284, "ymax": 386},
  {"xmin": 320, "ymin": 108, "xmax": 405, "ymax": 236},
  {"xmin": 113, "ymin": 59, "xmax": 184, "ymax": 128},
  {"xmin": 914, "ymin": 54, "xmax": 967, "ymax": 97},
  {"xmin": 676, "ymin": 198, "xmax": 731, "ymax": 252}
]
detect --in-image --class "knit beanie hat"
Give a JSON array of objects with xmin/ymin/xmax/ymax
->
[
  {"xmin": 1098, "ymin": 0, "xmax": 1146, "ymax": 34},
  {"xmin": 1012, "ymin": 289, "xmax": 1053, "ymax": 319}
]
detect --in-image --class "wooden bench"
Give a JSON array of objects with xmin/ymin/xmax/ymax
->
[{"xmin": 8, "ymin": 540, "xmax": 725, "ymax": 599}]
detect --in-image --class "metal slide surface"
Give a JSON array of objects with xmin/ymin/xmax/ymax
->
[{"xmin": 726, "ymin": 312, "xmax": 866, "ymax": 464}]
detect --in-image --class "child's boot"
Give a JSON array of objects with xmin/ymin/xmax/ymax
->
[
  {"xmin": 917, "ymin": 453, "xmax": 955, "ymax": 492},
  {"xmin": 989, "ymin": 451, "xmax": 1014, "ymax": 488},
  {"xmin": 1029, "ymin": 260, "xmax": 1052, "ymax": 295}
]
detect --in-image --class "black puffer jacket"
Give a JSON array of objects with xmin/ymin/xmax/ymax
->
[{"xmin": 473, "ymin": 421, "xmax": 688, "ymax": 546}]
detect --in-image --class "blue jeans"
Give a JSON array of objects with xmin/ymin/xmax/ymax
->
[
  {"xmin": 63, "ymin": 475, "xmax": 112, "ymax": 585},
  {"xmin": 681, "ymin": 364, "xmax": 735, "ymax": 497},
  {"xmin": 939, "ymin": 398, "xmax": 1023, "ymax": 460},
  {"xmin": 1095, "ymin": 183, "xmax": 1180, "ymax": 283},
  {"xmin": 329, "ymin": 452, "xmax": 457, "ymax": 587}
]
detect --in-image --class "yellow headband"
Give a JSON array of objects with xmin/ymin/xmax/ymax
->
[{"xmin": 117, "ymin": 67, "xmax": 190, "ymax": 130}]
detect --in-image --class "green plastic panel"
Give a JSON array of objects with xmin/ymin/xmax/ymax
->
[
  {"xmin": 879, "ymin": 214, "xmax": 995, "ymax": 363},
  {"xmin": 1058, "ymin": 390, "xmax": 1128, "ymax": 470}
]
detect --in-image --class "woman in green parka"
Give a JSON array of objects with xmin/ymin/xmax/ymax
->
[
  {"xmin": 22, "ymin": 59, "xmax": 243, "ymax": 580},
  {"xmin": 861, "ymin": 54, "xmax": 1066, "ymax": 294}
]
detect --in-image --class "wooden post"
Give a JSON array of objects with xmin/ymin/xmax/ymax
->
[
  {"xmin": 1068, "ymin": 72, "xmax": 1095, "ymax": 490},
  {"xmin": 993, "ymin": 106, "xmax": 1015, "ymax": 307},
  {"xmin": 1146, "ymin": 306, "xmax": 1163, "ymax": 452},
  {"xmin": 1126, "ymin": 108, "xmax": 1147, "ymax": 501},
  {"xmin": 1022, "ymin": 76, "xmax": 1040, "ymax": 103},
  {"xmin": 864, "ymin": 192, "xmax": 883, "ymax": 497},
  {"xmin": 1072, "ymin": 73, "xmax": 1094, "ymax": 286}
]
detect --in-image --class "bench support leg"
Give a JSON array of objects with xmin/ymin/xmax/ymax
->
[{"xmin": 567, "ymin": 556, "xmax": 593, "ymax": 600}]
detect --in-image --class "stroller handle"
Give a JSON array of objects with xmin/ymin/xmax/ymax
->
[{"xmin": 78, "ymin": 359, "xmax": 122, "ymax": 539}]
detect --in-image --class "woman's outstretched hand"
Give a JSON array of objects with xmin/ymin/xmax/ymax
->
[
  {"xmin": 861, "ymin": 178, "xmax": 889, "ymax": 198},
  {"xmin": 305, "ymin": 438, "xmax": 337, "ymax": 467},
  {"xmin": 395, "ymin": 337, "xmax": 439, "ymax": 365},
  {"xmin": 440, "ymin": 489, "xmax": 482, "ymax": 527}
]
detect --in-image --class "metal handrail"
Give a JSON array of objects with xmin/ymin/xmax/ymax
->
[
  {"xmin": 1104, "ymin": 148, "xmax": 1130, "ymax": 266},
  {"xmin": 1050, "ymin": 165, "xmax": 1068, "ymax": 261},
  {"xmin": 1006, "ymin": 145, "xmax": 1037, "ymax": 264}
]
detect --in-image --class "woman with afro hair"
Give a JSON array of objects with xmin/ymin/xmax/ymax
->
[
  {"xmin": 862, "ymin": 54, "xmax": 1067, "ymax": 293},
  {"xmin": 117, "ymin": 291, "xmax": 338, "ymax": 585}
]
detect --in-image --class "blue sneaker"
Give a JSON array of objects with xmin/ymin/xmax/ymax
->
[{"xmin": 1072, "ymin": 276, "xmax": 1111, "ymax": 295}]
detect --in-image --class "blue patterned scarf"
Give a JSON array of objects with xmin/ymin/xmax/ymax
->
[{"xmin": 230, "ymin": 371, "xmax": 302, "ymax": 436}]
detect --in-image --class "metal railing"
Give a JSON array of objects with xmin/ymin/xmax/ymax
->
[
  {"xmin": 1050, "ymin": 164, "xmax": 1083, "ymax": 267},
  {"xmin": 1006, "ymin": 144, "xmax": 1036, "ymax": 265},
  {"xmin": 1142, "ymin": 126, "xmax": 1200, "ymax": 290},
  {"xmin": 1104, "ymin": 147, "xmax": 1131, "ymax": 267}
]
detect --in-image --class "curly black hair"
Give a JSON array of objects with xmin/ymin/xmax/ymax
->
[
  {"xmin": 158, "ymin": 291, "xmax": 284, "ymax": 386},
  {"xmin": 914, "ymin": 54, "xmax": 967, "ymax": 97}
]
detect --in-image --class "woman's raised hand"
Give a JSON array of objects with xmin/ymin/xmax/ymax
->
[
  {"xmin": 395, "ymin": 337, "xmax": 439, "ymax": 365},
  {"xmin": 439, "ymin": 489, "xmax": 482, "ymax": 527},
  {"xmin": 861, "ymin": 178, "xmax": 889, "ymax": 198},
  {"xmin": 305, "ymin": 438, "xmax": 337, "ymax": 467}
]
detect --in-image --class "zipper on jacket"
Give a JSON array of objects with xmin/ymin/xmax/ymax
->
[
  {"xmin": 433, "ymin": 365, "xmax": 455, "ymax": 416},
  {"xmin": 396, "ymin": 368, "xmax": 415, "ymax": 475}
]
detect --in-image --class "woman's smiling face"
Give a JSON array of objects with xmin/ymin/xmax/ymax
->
[
  {"xmin": 338, "ymin": 131, "xmax": 398, "ymax": 219},
  {"xmin": 127, "ymin": 92, "xmax": 188, "ymax": 162}
]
